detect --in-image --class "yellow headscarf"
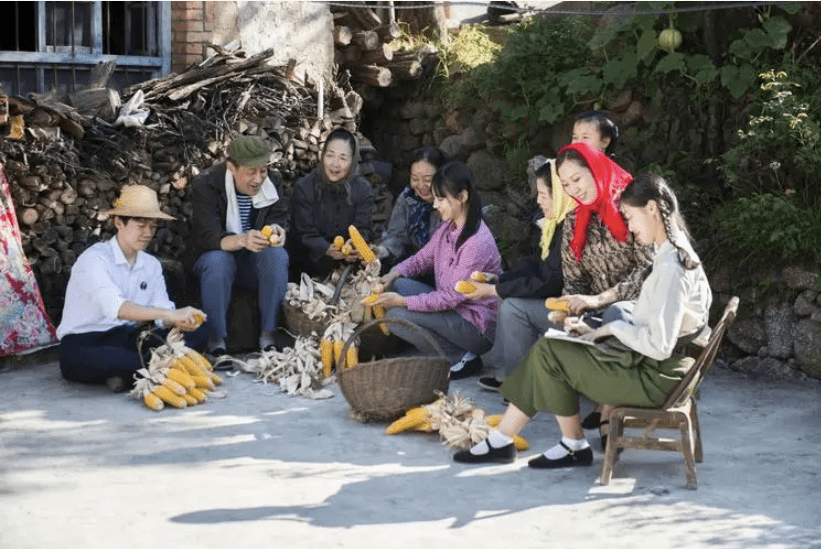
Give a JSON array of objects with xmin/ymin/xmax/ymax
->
[{"xmin": 539, "ymin": 159, "xmax": 576, "ymax": 259}]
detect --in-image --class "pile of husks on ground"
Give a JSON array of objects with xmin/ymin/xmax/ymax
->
[{"xmin": 0, "ymin": 46, "xmax": 392, "ymax": 321}]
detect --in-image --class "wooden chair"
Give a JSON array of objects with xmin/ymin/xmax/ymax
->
[{"xmin": 599, "ymin": 296, "xmax": 739, "ymax": 490}]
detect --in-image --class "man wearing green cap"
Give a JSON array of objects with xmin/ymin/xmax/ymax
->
[{"xmin": 188, "ymin": 135, "xmax": 290, "ymax": 354}]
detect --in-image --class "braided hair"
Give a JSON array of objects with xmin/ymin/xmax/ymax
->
[{"xmin": 620, "ymin": 173, "xmax": 700, "ymax": 270}]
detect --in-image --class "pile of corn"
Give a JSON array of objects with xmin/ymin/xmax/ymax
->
[
  {"xmin": 320, "ymin": 319, "xmax": 359, "ymax": 376},
  {"xmin": 386, "ymin": 391, "xmax": 529, "ymax": 451},
  {"xmin": 233, "ymin": 335, "xmax": 334, "ymax": 399},
  {"xmin": 131, "ymin": 329, "xmax": 223, "ymax": 411}
]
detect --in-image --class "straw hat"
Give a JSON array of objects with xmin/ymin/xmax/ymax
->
[{"xmin": 105, "ymin": 185, "xmax": 176, "ymax": 221}]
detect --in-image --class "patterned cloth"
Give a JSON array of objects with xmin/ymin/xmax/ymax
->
[{"xmin": 0, "ymin": 165, "xmax": 57, "ymax": 356}]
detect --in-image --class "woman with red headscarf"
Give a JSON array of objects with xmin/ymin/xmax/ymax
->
[{"xmin": 554, "ymin": 141, "xmax": 653, "ymax": 318}]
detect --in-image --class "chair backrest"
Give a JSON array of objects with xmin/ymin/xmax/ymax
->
[{"xmin": 660, "ymin": 296, "xmax": 739, "ymax": 409}]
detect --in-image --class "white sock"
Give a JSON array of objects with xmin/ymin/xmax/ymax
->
[
  {"xmin": 542, "ymin": 436, "xmax": 590, "ymax": 459},
  {"xmin": 470, "ymin": 429, "xmax": 513, "ymax": 455},
  {"xmin": 208, "ymin": 336, "xmax": 226, "ymax": 353},
  {"xmin": 259, "ymin": 331, "xmax": 276, "ymax": 350}
]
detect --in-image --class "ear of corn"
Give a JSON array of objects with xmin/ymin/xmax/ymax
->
[
  {"xmin": 362, "ymin": 293, "xmax": 379, "ymax": 305},
  {"xmin": 191, "ymin": 375, "xmax": 216, "ymax": 390},
  {"xmin": 345, "ymin": 345, "xmax": 358, "ymax": 369},
  {"xmin": 386, "ymin": 407, "xmax": 430, "ymax": 434},
  {"xmin": 333, "ymin": 235, "xmax": 345, "ymax": 250},
  {"xmin": 187, "ymin": 387, "xmax": 208, "ymax": 403},
  {"xmin": 143, "ymin": 393, "xmax": 165, "ymax": 411},
  {"xmin": 166, "ymin": 368, "xmax": 195, "ymax": 390},
  {"xmin": 340, "ymin": 242, "xmax": 353, "ymax": 256},
  {"xmin": 372, "ymin": 305, "xmax": 390, "ymax": 335},
  {"xmin": 471, "ymin": 271, "xmax": 488, "ymax": 282},
  {"xmin": 187, "ymin": 351, "xmax": 213, "ymax": 372},
  {"xmin": 544, "ymin": 298, "xmax": 570, "ymax": 312},
  {"xmin": 182, "ymin": 392, "xmax": 198, "ymax": 406},
  {"xmin": 209, "ymin": 372, "xmax": 222, "ymax": 386},
  {"xmin": 454, "ymin": 280, "xmax": 476, "ymax": 294},
  {"xmin": 320, "ymin": 337, "xmax": 334, "ymax": 377},
  {"xmin": 512, "ymin": 435, "xmax": 529, "ymax": 451},
  {"xmin": 333, "ymin": 340, "xmax": 344, "ymax": 364},
  {"xmin": 162, "ymin": 377, "xmax": 187, "ymax": 396},
  {"xmin": 260, "ymin": 225, "xmax": 274, "ymax": 238},
  {"xmin": 348, "ymin": 225, "xmax": 376, "ymax": 263},
  {"xmin": 152, "ymin": 386, "xmax": 187, "ymax": 408}
]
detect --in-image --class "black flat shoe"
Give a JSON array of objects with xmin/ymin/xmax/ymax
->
[
  {"xmin": 582, "ymin": 410, "xmax": 602, "ymax": 430},
  {"xmin": 478, "ymin": 376, "xmax": 502, "ymax": 392},
  {"xmin": 528, "ymin": 442, "xmax": 593, "ymax": 469},
  {"xmin": 453, "ymin": 441, "xmax": 516, "ymax": 464},
  {"xmin": 450, "ymin": 355, "xmax": 482, "ymax": 380}
]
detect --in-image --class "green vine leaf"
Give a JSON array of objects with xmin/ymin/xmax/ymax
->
[
  {"xmin": 636, "ymin": 29, "xmax": 658, "ymax": 62},
  {"xmin": 654, "ymin": 52, "xmax": 685, "ymax": 74},
  {"xmin": 763, "ymin": 17, "xmax": 792, "ymax": 49}
]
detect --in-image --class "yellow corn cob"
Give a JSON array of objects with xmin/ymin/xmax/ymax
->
[
  {"xmin": 320, "ymin": 337, "xmax": 334, "ymax": 377},
  {"xmin": 162, "ymin": 377, "xmax": 187, "ymax": 396},
  {"xmin": 413, "ymin": 419, "xmax": 434, "ymax": 432},
  {"xmin": 191, "ymin": 375, "xmax": 216, "ymax": 390},
  {"xmin": 187, "ymin": 351, "xmax": 213, "ymax": 372},
  {"xmin": 544, "ymin": 298, "xmax": 570, "ymax": 313},
  {"xmin": 340, "ymin": 242, "xmax": 353, "ymax": 256},
  {"xmin": 454, "ymin": 280, "xmax": 477, "ymax": 294},
  {"xmin": 348, "ymin": 225, "xmax": 376, "ymax": 262},
  {"xmin": 333, "ymin": 340, "xmax": 345, "ymax": 364},
  {"xmin": 187, "ymin": 387, "xmax": 208, "ymax": 403},
  {"xmin": 386, "ymin": 407, "xmax": 430, "ymax": 434},
  {"xmin": 182, "ymin": 392, "xmax": 198, "ymax": 406},
  {"xmin": 484, "ymin": 415, "xmax": 529, "ymax": 451},
  {"xmin": 471, "ymin": 271, "xmax": 488, "ymax": 282},
  {"xmin": 176, "ymin": 355, "xmax": 209, "ymax": 378},
  {"xmin": 333, "ymin": 235, "xmax": 345, "ymax": 250},
  {"xmin": 362, "ymin": 293, "xmax": 379, "ymax": 305},
  {"xmin": 143, "ymin": 392, "xmax": 164, "ymax": 411},
  {"xmin": 192, "ymin": 313, "xmax": 205, "ymax": 328},
  {"xmin": 152, "ymin": 385, "xmax": 187, "ymax": 408},
  {"xmin": 372, "ymin": 305, "xmax": 390, "ymax": 335},
  {"xmin": 165, "ymin": 367, "xmax": 195, "ymax": 390},
  {"xmin": 260, "ymin": 225, "xmax": 274, "ymax": 238},
  {"xmin": 345, "ymin": 345, "xmax": 358, "ymax": 369},
  {"xmin": 209, "ymin": 372, "xmax": 222, "ymax": 386}
]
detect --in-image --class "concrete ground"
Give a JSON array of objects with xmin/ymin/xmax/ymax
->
[{"xmin": 1, "ymin": 352, "xmax": 820, "ymax": 549}]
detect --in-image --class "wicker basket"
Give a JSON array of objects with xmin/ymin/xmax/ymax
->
[
  {"xmin": 337, "ymin": 318, "xmax": 450, "ymax": 422},
  {"xmin": 282, "ymin": 301, "xmax": 327, "ymax": 338}
]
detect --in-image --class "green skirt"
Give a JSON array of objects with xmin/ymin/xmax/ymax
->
[{"xmin": 500, "ymin": 337, "xmax": 689, "ymax": 417}]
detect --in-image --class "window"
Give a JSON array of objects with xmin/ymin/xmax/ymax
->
[{"xmin": 0, "ymin": 1, "xmax": 170, "ymax": 96}]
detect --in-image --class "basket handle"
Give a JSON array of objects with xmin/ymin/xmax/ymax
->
[{"xmin": 336, "ymin": 316, "xmax": 447, "ymax": 371}]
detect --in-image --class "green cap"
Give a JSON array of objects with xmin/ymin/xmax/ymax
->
[{"xmin": 227, "ymin": 136, "xmax": 271, "ymax": 167}]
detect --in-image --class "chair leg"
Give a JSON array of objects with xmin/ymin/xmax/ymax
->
[
  {"xmin": 599, "ymin": 413, "xmax": 620, "ymax": 486},
  {"xmin": 690, "ymin": 399, "xmax": 703, "ymax": 463},
  {"xmin": 679, "ymin": 414, "xmax": 698, "ymax": 489}
]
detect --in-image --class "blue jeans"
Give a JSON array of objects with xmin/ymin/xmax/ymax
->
[
  {"xmin": 385, "ymin": 277, "xmax": 492, "ymax": 363},
  {"xmin": 193, "ymin": 247, "xmax": 289, "ymax": 341}
]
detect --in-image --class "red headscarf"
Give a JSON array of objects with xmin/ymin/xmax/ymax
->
[{"xmin": 556, "ymin": 142, "xmax": 633, "ymax": 261}]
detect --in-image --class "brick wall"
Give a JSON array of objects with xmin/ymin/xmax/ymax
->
[{"xmin": 171, "ymin": 1, "xmax": 213, "ymax": 74}]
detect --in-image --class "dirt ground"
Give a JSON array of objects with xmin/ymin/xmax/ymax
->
[{"xmin": 1, "ymin": 350, "xmax": 820, "ymax": 549}]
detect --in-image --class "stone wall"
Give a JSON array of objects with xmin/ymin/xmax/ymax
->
[{"xmin": 714, "ymin": 266, "xmax": 821, "ymax": 380}]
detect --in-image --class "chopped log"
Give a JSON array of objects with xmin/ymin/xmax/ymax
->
[
  {"xmin": 348, "ymin": 7, "xmax": 383, "ymax": 30},
  {"xmin": 352, "ymin": 30, "xmax": 380, "ymax": 52},
  {"xmin": 351, "ymin": 65, "xmax": 393, "ymax": 87},
  {"xmin": 375, "ymin": 21, "xmax": 402, "ymax": 41},
  {"xmin": 20, "ymin": 208, "xmax": 39, "ymax": 226},
  {"xmin": 359, "ymin": 43, "xmax": 394, "ymax": 65},
  {"xmin": 388, "ymin": 58, "xmax": 423, "ymax": 79},
  {"xmin": 333, "ymin": 25, "xmax": 353, "ymax": 46},
  {"xmin": 343, "ymin": 45, "xmax": 362, "ymax": 65}
]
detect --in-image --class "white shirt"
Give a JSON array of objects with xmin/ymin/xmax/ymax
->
[
  {"xmin": 56, "ymin": 237, "xmax": 175, "ymax": 338},
  {"xmin": 608, "ymin": 239, "xmax": 712, "ymax": 361}
]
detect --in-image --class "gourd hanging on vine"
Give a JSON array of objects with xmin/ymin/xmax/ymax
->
[{"xmin": 659, "ymin": 12, "xmax": 683, "ymax": 52}]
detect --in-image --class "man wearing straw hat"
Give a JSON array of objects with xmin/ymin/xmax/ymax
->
[
  {"xmin": 188, "ymin": 135, "xmax": 290, "ymax": 355},
  {"xmin": 57, "ymin": 185, "xmax": 207, "ymax": 392}
]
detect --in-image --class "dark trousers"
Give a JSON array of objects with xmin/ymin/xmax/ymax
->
[{"xmin": 59, "ymin": 324, "xmax": 207, "ymax": 386}]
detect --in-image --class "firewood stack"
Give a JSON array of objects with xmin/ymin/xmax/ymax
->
[
  {"xmin": 0, "ymin": 47, "xmax": 363, "ymax": 321},
  {"xmin": 331, "ymin": 4, "xmax": 440, "ymax": 105}
]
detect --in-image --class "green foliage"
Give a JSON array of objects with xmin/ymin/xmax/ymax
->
[
  {"xmin": 711, "ymin": 192, "xmax": 821, "ymax": 269},
  {"xmin": 724, "ymin": 70, "xmax": 821, "ymax": 204}
]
